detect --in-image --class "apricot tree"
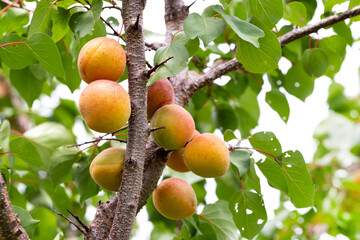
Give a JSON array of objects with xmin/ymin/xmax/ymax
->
[{"xmin": 0, "ymin": 0, "xmax": 360, "ymax": 239}]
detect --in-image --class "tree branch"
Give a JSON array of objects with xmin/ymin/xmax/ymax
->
[
  {"xmin": 0, "ymin": 173, "xmax": 29, "ymax": 240},
  {"xmin": 109, "ymin": 0, "xmax": 148, "ymax": 239}
]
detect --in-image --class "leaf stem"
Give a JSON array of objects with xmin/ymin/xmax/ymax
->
[
  {"xmin": 233, "ymin": 146, "xmax": 282, "ymax": 166},
  {"xmin": 0, "ymin": 42, "xmax": 28, "ymax": 49}
]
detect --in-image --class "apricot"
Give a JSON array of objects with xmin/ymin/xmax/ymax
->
[
  {"xmin": 184, "ymin": 133, "xmax": 230, "ymax": 178},
  {"xmin": 167, "ymin": 130, "xmax": 200, "ymax": 172},
  {"xmin": 79, "ymin": 80, "xmax": 131, "ymax": 133},
  {"xmin": 153, "ymin": 178, "xmax": 197, "ymax": 220},
  {"xmin": 150, "ymin": 104, "xmax": 195, "ymax": 150},
  {"xmin": 89, "ymin": 147, "xmax": 126, "ymax": 191},
  {"xmin": 147, "ymin": 78, "xmax": 174, "ymax": 120},
  {"xmin": 78, "ymin": 37, "xmax": 126, "ymax": 84}
]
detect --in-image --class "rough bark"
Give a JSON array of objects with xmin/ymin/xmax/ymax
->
[
  {"xmin": 0, "ymin": 173, "xmax": 29, "ymax": 240},
  {"xmin": 108, "ymin": 0, "xmax": 148, "ymax": 239}
]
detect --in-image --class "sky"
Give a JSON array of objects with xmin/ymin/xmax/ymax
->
[{"xmin": 28, "ymin": 0, "xmax": 360, "ymax": 239}]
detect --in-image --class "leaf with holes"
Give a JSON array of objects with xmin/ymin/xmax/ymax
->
[
  {"xmin": 229, "ymin": 190, "xmax": 267, "ymax": 239},
  {"xmin": 249, "ymin": 131, "xmax": 282, "ymax": 157},
  {"xmin": 243, "ymin": 158, "xmax": 261, "ymax": 194},
  {"xmin": 183, "ymin": 13, "xmax": 226, "ymax": 46},
  {"xmin": 265, "ymin": 88, "xmax": 290, "ymax": 123},
  {"xmin": 198, "ymin": 200, "xmax": 238, "ymax": 240},
  {"xmin": 243, "ymin": 0, "xmax": 283, "ymax": 29},
  {"xmin": 147, "ymin": 42, "xmax": 189, "ymax": 86},
  {"xmin": 282, "ymin": 150, "xmax": 314, "ymax": 208},
  {"xmin": 230, "ymin": 150, "xmax": 251, "ymax": 176},
  {"xmin": 283, "ymin": 64, "xmax": 314, "ymax": 101}
]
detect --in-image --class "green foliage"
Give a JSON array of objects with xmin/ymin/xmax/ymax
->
[{"xmin": 0, "ymin": 0, "xmax": 359, "ymax": 239}]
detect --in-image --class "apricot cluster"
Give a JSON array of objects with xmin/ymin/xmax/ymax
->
[{"xmin": 77, "ymin": 37, "xmax": 130, "ymax": 133}]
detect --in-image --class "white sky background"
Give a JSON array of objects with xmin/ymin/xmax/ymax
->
[{"xmin": 29, "ymin": 0, "xmax": 360, "ymax": 239}]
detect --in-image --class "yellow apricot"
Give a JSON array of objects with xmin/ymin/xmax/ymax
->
[
  {"xmin": 166, "ymin": 131, "xmax": 200, "ymax": 172},
  {"xmin": 78, "ymin": 37, "xmax": 126, "ymax": 84},
  {"xmin": 79, "ymin": 80, "xmax": 131, "ymax": 133},
  {"xmin": 147, "ymin": 78, "xmax": 175, "ymax": 120},
  {"xmin": 89, "ymin": 147, "xmax": 126, "ymax": 191},
  {"xmin": 150, "ymin": 104, "xmax": 195, "ymax": 150},
  {"xmin": 184, "ymin": 133, "xmax": 230, "ymax": 178},
  {"xmin": 153, "ymin": 178, "xmax": 197, "ymax": 220}
]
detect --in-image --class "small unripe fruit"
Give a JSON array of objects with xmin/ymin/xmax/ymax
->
[
  {"xmin": 153, "ymin": 178, "xmax": 197, "ymax": 220},
  {"xmin": 90, "ymin": 147, "xmax": 125, "ymax": 191},
  {"xmin": 184, "ymin": 133, "xmax": 230, "ymax": 178},
  {"xmin": 150, "ymin": 104, "xmax": 195, "ymax": 150},
  {"xmin": 78, "ymin": 37, "xmax": 126, "ymax": 84},
  {"xmin": 147, "ymin": 78, "xmax": 175, "ymax": 120},
  {"xmin": 79, "ymin": 80, "xmax": 131, "ymax": 133},
  {"xmin": 167, "ymin": 131, "xmax": 200, "ymax": 172}
]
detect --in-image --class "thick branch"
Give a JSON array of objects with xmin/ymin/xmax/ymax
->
[
  {"xmin": 278, "ymin": 5, "xmax": 360, "ymax": 47},
  {"xmin": 177, "ymin": 5, "xmax": 360, "ymax": 104},
  {"xmin": 109, "ymin": 0, "xmax": 148, "ymax": 239},
  {"xmin": 0, "ymin": 173, "xmax": 29, "ymax": 240}
]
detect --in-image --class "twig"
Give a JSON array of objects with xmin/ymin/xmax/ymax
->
[
  {"xmin": 145, "ymin": 42, "xmax": 160, "ymax": 51},
  {"xmin": 102, "ymin": 5, "xmax": 121, "ymax": 11},
  {"xmin": 147, "ymin": 56, "xmax": 174, "ymax": 77},
  {"xmin": 186, "ymin": 0, "xmax": 197, "ymax": 9},
  {"xmin": 67, "ymin": 138, "xmax": 127, "ymax": 148},
  {"xmin": 148, "ymin": 126, "xmax": 166, "ymax": 133},
  {"xmin": 55, "ymin": 210, "xmax": 86, "ymax": 235},
  {"xmin": 66, "ymin": 209, "xmax": 90, "ymax": 233},
  {"xmin": 146, "ymin": 61, "xmax": 153, "ymax": 69}
]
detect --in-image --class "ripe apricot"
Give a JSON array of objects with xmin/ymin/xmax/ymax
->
[
  {"xmin": 153, "ymin": 178, "xmax": 197, "ymax": 220},
  {"xmin": 79, "ymin": 80, "xmax": 131, "ymax": 133},
  {"xmin": 90, "ymin": 147, "xmax": 126, "ymax": 191},
  {"xmin": 167, "ymin": 130, "xmax": 200, "ymax": 172},
  {"xmin": 78, "ymin": 37, "xmax": 126, "ymax": 84},
  {"xmin": 147, "ymin": 78, "xmax": 174, "ymax": 120},
  {"xmin": 184, "ymin": 133, "xmax": 230, "ymax": 178},
  {"xmin": 150, "ymin": 104, "xmax": 195, "ymax": 150}
]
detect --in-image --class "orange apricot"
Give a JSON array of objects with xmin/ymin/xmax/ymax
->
[{"xmin": 147, "ymin": 78, "xmax": 174, "ymax": 120}]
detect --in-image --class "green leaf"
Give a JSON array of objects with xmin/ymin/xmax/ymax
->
[
  {"xmin": 0, "ymin": 8, "xmax": 29, "ymax": 36},
  {"xmin": 10, "ymin": 137, "xmax": 44, "ymax": 167},
  {"xmin": 213, "ymin": 5, "xmax": 265, "ymax": 48},
  {"xmin": 183, "ymin": 13, "xmax": 226, "ymax": 46},
  {"xmin": 224, "ymin": 129, "xmax": 237, "ymax": 142},
  {"xmin": 302, "ymin": 48, "xmax": 329, "ymax": 77},
  {"xmin": 28, "ymin": 0, "xmax": 52, "ymax": 36},
  {"xmin": 249, "ymin": 131, "xmax": 282, "ymax": 157},
  {"xmin": 281, "ymin": 150, "xmax": 314, "ymax": 208},
  {"xmin": 51, "ymin": 6, "xmax": 71, "ymax": 42},
  {"xmin": 243, "ymin": 158, "xmax": 261, "ymax": 194},
  {"xmin": 72, "ymin": 159, "xmax": 100, "ymax": 202},
  {"xmin": 13, "ymin": 206, "xmax": 39, "ymax": 238},
  {"xmin": 349, "ymin": 0, "xmax": 360, "ymax": 22},
  {"xmin": 24, "ymin": 122, "xmax": 75, "ymax": 150},
  {"xmin": 236, "ymin": 18, "xmax": 281, "ymax": 73},
  {"xmin": 49, "ymin": 147, "xmax": 78, "ymax": 186},
  {"xmin": 9, "ymin": 65, "xmax": 46, "ymax": 106},
  {"xmin": 30, "ymin": 207, "xmax": 58, "ymax": 240},
  {"xmin": 332, "ymin": 21, "xmax": 353, "ymax": 46},
  {"xmin": 216, "ymin": 165, "xmax": 243, "ymax": 201},
  {"xmin": 172, "ymin": 32, "xmax": 199, "ymax": 57},
  {"xmin": 74, "ymin": 0, "xmax": 103, "ymax": 37},
  {"xmin": 324, "ymin": 0, "xmax": 348, "ymax": 12},
  {"xmin": 211, "ymin": 104, "xmax": 238, "ymax": 131},
  {"xmin": 265, "ymin": 88, "xmax": 290, "ymax": 122},
  {"xmin": 0, "ymin": 34, "xmax": 36, "ymax": 69},
  {"xmin": 256, "ymin": 157, "xmax": 288, "ymax": 193},
  {"xmin": 283, "ymin": 2, "xmax": 307, "ymax": 27},
  {"xmin": 147, "ymin": 42, "xmax": 189, "ymax": 86},
  {"xmin": 27, "ymin": 33, "xmax": 65, "ymax": 78},
  {"xmin": 283, "ymin": 64, "xmax": 314, "ymax": 101},
  {"xmin": 229, "ymin": 191, "xmax": 267, "ymax": 239},
  {"xmin": 0, "ymin": 120, "xmax": 10, "ymax": 152},
  {"xmin": 230, "ymin": 150, "xmax": 251, "ymax": 176},
  {"xmin": 243, "ymin": 0, "xmax": 283, "ymax": 29},
  {"xmin": 199, "ymin": 200, "xmax": 238, "ymax": 240}
]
